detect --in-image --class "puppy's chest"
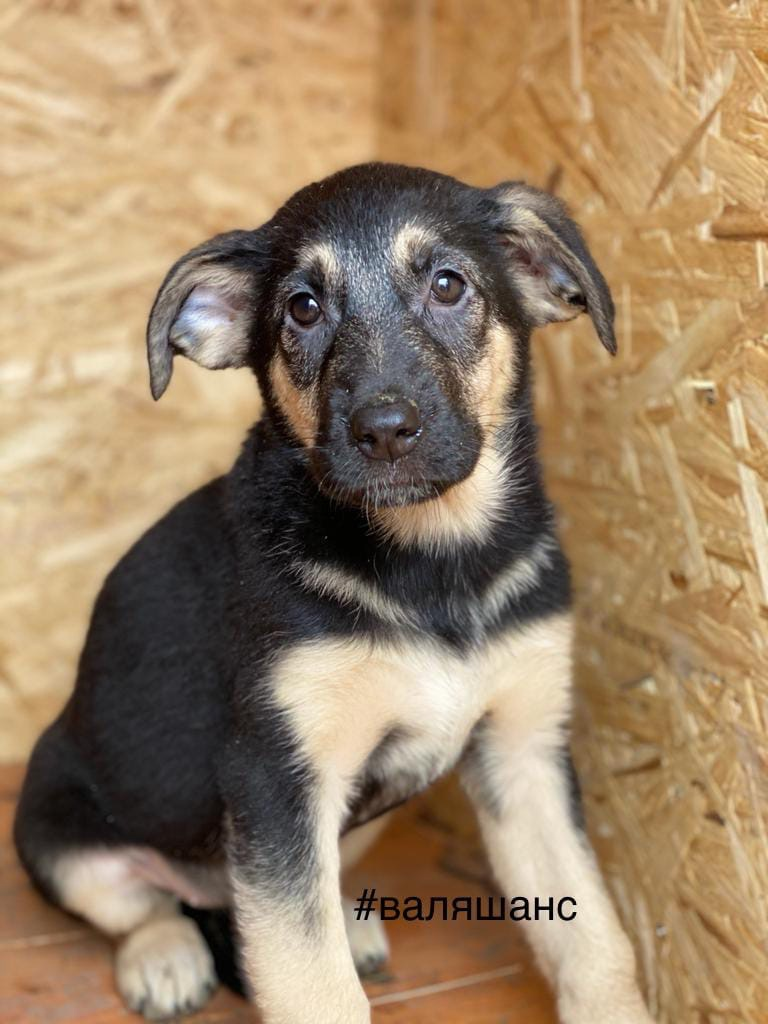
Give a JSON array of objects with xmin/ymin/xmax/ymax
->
[
  {"xmin": 344, "ymin": 714, "xmax": 472, "ymax": 829},
  {"xmin": 272, "ymin": 628, "xmax": 543, "ymax": 814}
]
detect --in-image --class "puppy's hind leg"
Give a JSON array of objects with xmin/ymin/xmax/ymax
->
[
  {"xmin": 341, "ymin": 815, "xmax": 391, "ymax": 977},
  {"xmin": 47, "ymin": 847, "xmax": 217, "ymax": 1021}
]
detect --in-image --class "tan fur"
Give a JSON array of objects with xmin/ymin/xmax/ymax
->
[
  {"xmin": 51, "ymin": 847, "xmax": 218, "ymax": 1018},
  {"xmin": 513, "ymin": 268, "xmax": 583, "ymax": 327},
  {"xmin": 481, "ymin": 533, "xmax": 556, "ymax": 625},
  {"xmin": 296, "ymin": 240, "xmax": 343, "ymax": 288},
  {"xmin": 295, "ymin": 534, "xmax": 553, "ymax": 635},
  {"xmin": 116, "ymin": 916, "xmax": 216, "ymax": 1021},
  {"xmin": 341, "ymin": 816, "xmax": 391, "ymax": 975},
  {"xmin": 373, "ymin": 446, "xmax": 508, "ymax": 549},
  {"xmin": 232, "ymin": 772, "xmax": 370, "ymax": 1024},
  {"xmin": 374, "ymin": 325, "xmax": 517, "ymax": 550},
  {"xmin": 495, "ymin": 197, "xmax": 567, "ymax": 255},
  {"xmin": 269, "ymin": 353, "xmax": 319, "ymax": 446},
  {"xmin": 390, "ymin": 222, "xmax": 439, "ymax": 268},
  {"xmin": 51, "ymin": 611, "xmax": 649, "ymax": 1024},
  {"xmin": 472, "ymin": 770, "xmax": 651, "ymax": 1024},
  {"xmin": 462, "ymin": 618, "xmax": 653, "ymax": 1024},
  {"xmin": 342, "ymin": 896, "xmax": 389, "ymax": 975},
  {"xmin": 470, "ymin": 322, "xmax": 519, "ymax": 436},
  {"xmin": 271, "ymin": 613, "xmax": 574, "ymax": 790},
  {"xmin": 49, "ymin": 688, "xmax": 384, "ymax": 1024},
  {"xmin": 293, "ymin": 559, "xmax": 412, "ymax": 627},
  {"xmin": 50, "ymin": 848, "xmax": 178, "ymax": 936}
]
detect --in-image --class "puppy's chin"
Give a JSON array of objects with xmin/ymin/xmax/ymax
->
[
  {"xmin": 316, "ymin": 478, "xmax": 445, "ymax": 509},
  {"xmin": 307, "ymin": 447, "xmax": 482, "ymax": 510}
]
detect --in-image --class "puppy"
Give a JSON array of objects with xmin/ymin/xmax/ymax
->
[{"xmin": 15, "ymin": 163, "xmax": 654, "ymax": 1024}]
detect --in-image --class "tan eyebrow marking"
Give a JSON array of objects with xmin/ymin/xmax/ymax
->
[
  {"xmin": 390, "ymin": 223, "xmax": 440, "ymax": 268},
  {"xmin": 295, "ymin": 241, "xmax": 343, "ymax": 288}
]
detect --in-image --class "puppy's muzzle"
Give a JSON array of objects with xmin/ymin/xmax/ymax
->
[{"xmin": 350, "ymin": 397, "xmax": 421, "ymax": 463}]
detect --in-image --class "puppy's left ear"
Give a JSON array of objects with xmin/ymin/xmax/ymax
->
[
  {"xmin": 486, "ymin": 182, "xmax": 616, "ymax": 354},
  {"xmin": 146, "ymin": 228, "xmax": 269, "ymax": 400}
]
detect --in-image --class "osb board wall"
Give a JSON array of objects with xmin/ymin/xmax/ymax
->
[
  {"xmin": 0, "ymin": 0, "xmax": 379, "ymax": 760},
  {"xmin": 379, "ymin": 1, "xmax": 768, "ymax": 1021}
]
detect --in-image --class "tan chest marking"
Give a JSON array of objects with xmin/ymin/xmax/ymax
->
[{"xmin": 271, "ymin": 612, "xmax": 573, "ymax": 785}]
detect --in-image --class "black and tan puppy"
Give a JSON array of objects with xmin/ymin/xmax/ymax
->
[{"xmin": 15, "ymin": 163, "xmax": 654, "ymax": 1024}]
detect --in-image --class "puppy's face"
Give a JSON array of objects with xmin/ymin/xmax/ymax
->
[
  {"xmin": 147, "ymin": 165, "xmax": 615, "ymax": 509},
  {"xmin": 263, "ymin": 180, "xmax": 519, "ymax": 508}
]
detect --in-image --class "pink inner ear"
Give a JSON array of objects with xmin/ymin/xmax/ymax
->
[
  {"xmin": 501, "ymin": 235, "xmax": 583, "ymax": 303},
  {"xmin": 501, "ymin": 235, "xmax": 546, "ymax": 277},
  {"xmin": 165, "ymin": 276, "xmax": 252, "ymax": 371},
  {"xmin": 181, "ymin": 285, "xmax": 239, "ymax": 327},
  {"xmin": 169, "ymin": 284, "xmax": 248, "ymax": 354}
]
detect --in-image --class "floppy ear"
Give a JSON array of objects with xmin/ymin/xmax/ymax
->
[
  {"xmin": 486, "ymin": 182, "xmax": 616, "ymax": 354},
  {"xmin": 146, "ymin": 229, "xmax": 268, "ymax": 400}
]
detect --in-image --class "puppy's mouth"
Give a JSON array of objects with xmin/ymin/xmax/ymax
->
[
  {"xmin": 307, "ymin": 452, "xmax": 452, "ymax": 509},
  {"xmin": 342, "ymin": 478, "xmax": 444, "ymax": 509},
  {"xmin": 318, "ymin": 474, "xmax": 447, "ymax": 510}
]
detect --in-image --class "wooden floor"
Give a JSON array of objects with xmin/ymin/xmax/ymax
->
[{"xmin": 0, "ymin": 764, "xmax": 556, "ymax": 1023}]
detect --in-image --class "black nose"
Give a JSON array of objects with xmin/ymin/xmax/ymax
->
[{"xmin": 350, "ymin": 398, "xmax": 422, "ymax": 462}]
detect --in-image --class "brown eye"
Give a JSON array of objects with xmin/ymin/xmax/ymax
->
[
  {"xmin": 288, "ymin": 293, "xmax": 322, "ymax": 326},
  {"xmin": 430, "ymin": 270, "xmax": 466, "ymax": 305}
]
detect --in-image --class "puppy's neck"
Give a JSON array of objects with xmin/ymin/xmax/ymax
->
[{"xmin": 371, "ymin": 443, "xmax": 510, "ymax": 551}]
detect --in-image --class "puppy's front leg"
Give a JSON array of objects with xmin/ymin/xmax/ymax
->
[
  {"xmin": 224, "ymin": 751, "xmax": 369, "ymax": 1024},
  {"xmin": 461, "ymin": 617, "xmax": 654, "ymax": 1024},
  {"xmin": 463, "ymin": 738, "xmax": 653, "ymax": 1023}
]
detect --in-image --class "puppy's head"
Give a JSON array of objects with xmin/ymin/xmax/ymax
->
[{"xmin": 147, "ymin": 164, "xmax": 614, "ymax": 509}]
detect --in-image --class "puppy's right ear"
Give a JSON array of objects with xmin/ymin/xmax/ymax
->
[{"xmin": 146, "ymin": 229, "xmax": 269, "ymax": 400}]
